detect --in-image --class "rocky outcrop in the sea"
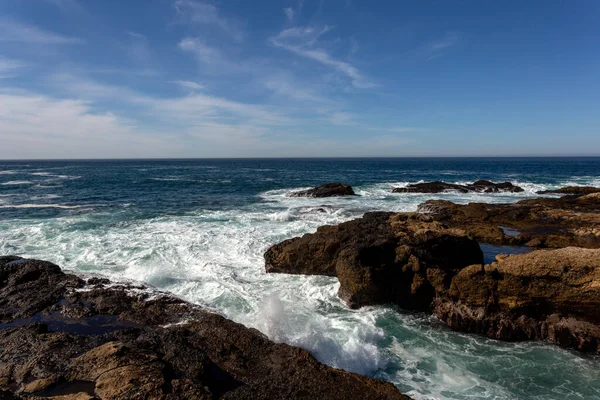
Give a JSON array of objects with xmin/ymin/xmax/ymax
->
[
  {"xmin": 290, "ymin": 183, "xmax": 356, "ymax": 198},
  {"xmin": 265, "ymin": 212, "xmax": 600, "ymax": 353},
  {"xmin": 434, "ymin": 247, "xmax": 600, "ymax": 352},
  {"xmin": 537, "ymin": 186, "xmax": 600, "ymax": 195},
  {"xmin": 419, "ymin": 193, "xmax": 600, "ymax": 248},
  {"xmin": 392, "ymin": 180, "xmax": 524, "ymax": 194},
  {"xmin": 0, "ymin": 256, "xmax": 410, "ymax": 400},
  {"xmin": 266, "ymin": 212, "xmax": 483, "ymax": 309}
]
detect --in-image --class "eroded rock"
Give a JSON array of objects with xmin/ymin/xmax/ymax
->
[
  {"xmin": 537, "ymin": 186, "xmax": 600, "ymax": 195},
  {"xmin": 392, "ymin": 180, "xmax": 524, "ymax": 194},
  {"xmin": 290, "ymin": 183, "xmax": 356, "ymax": 198},
  {"xmin": 434, "ymin": 247, "xmax": 600, "ymax": 352},
  {"xmin": 265, "ymin": 213, "xmax": 483, "ymax": 309},
  {"xmin": 0, "ymin": 256, "xmax": 411, "ymax": 400}
]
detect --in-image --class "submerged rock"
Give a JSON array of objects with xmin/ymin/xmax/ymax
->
[
  {"xmin": 392, "ymin": 180, "xmax": 524, "ymax": 194},
  {"xmin": 265, "ymin": 212, "xmax": 483, "ymax": 309},
  {"xmin": 0, "ymin": 256, "xmax": 410, "ymax": 400},
  {"xmin": 434, "ymin": 247, "xmax": 600, "ymax": 352},
  {"xmin": 290, "ymin": 183, "xmax": 356, "ymax": 198},
  {"xmin": 537, "ymin": 186, "xmax": 600, "ymax": 195}
]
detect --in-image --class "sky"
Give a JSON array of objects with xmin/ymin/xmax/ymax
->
[{"xmin": 0, "ymin": 0, "xmax": 599, "ymax": 158}]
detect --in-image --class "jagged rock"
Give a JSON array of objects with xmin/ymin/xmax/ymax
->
[
  {"xmin": 433, "ymin": 247, "xmax": 600, "ymax": 352},
  {"xmin": 537, "ymin": 186, "xmax": 600, "ymax": 195},
  {"xmin": 418, "ymin": 195, "xmax": 600, "ymax": 248},
  {"xmin": 290, "ymin": 183, "xmax": 356, "ymax": 198},
  {"xmin": 392, "ymin": 180, "xmax": 524, "ymax": 194},
  {"xmin": 0, "ymin": 256, "xmax": 411, "ymax": 400},
  {"xmin": 265, "ymin": 213, "xmax": 483, "ymax": 309}
]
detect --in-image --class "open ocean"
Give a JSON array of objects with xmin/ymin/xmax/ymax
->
[{"xmin": 1, "ymin": 157, "xmax": 599, "ymax": 400}]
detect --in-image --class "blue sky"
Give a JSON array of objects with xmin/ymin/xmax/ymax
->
[{"xmin": 0, "ymin": 0, "xmax": 599, "ymax": 158}]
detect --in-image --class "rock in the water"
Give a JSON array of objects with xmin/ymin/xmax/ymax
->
[
  {"xmin": 434, "ymin": 247, "xmax": 600, "ymax": 352},
  {"xmin": 419, "ymin": 195, "xmax": 600, "ymax": 248},
  {"xmin": 265, "ymin": 213, "xmax": 483, "ymax": 309},
  {"xmin": 392, "ymin": 180, "xmax": 524, "ymax": 194},
  {"xmin": 537, "ymin": 186, "xmax": 600, "ymax": 195},
  {"xmin": 290, "ymin": 183, "xmax": 356, "ymax": 198},
  {"xmin": 265, "ymin": 212, "xmax": 600, "ymax": 353},
  {"xmin": 0, "ymin": 256, "xmax": 411, "ymax": 400}
]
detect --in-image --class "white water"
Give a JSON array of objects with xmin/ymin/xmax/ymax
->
[{"xmin": 1, "ymin": 181, "xmax": 599, "ymax": 399}]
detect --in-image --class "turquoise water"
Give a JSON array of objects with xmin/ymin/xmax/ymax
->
[{"xmin": 1, "ymin": 158, "xmax": 599, "ymax": 399}]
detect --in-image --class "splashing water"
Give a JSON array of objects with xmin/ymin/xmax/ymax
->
[{"xmin": 1, "ymin": 158, "xmax": 599, "ymax": 400}]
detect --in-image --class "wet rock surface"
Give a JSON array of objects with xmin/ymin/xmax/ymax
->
[
  {"xmin": 419, "ymin": 194, "xmax": 600, "ymax": 248},
  {"xmin": 392, "ymin": 180, "xmax": 524, "ymax": 194},
  {"xmin": 0, "ymin": 256, "xmax": 410, "ymax": 400},
  {"xmin": 265, "ymin": 201, "xmax": 600, "ymax": 353},
  {"xmin": 266, "ymin": 212, "xmax": 483, "ymax": 309},
  {"xmin": 434, "ymin": 247, "xmax": 600, "ymax": 352},
  {"xmin": 289, "ymin": 183, "xmax": 356, "ymax": 197},
  {"xmin": 537, "ymin": 186, "xmax": 600, "ymax": 195}
]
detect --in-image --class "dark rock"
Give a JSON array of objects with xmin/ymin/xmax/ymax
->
[
  {"xmin": 290, "ymin": 183, "xmax": 356, "ymax": 198},
  {"xmin": 537, "ymin": 186, "xmax": 600, "ymax": 195},
  {"xmin": 0, "ymin": 257, "xmax": 411, "ymax": 400},
  {"xmin": 418, "ymin": 194, "xmax": 600, "ymax": 248},
  {"xmin": 433, "ymin": 247, "xmax": 600, "ymax": 352},
  {"xmin": 392, "ymin": 180, "xmax": 524, "ymax": 194},
  {"xmin": 265, "ymin": 213, "xmax": 483, "ymax": 310}
]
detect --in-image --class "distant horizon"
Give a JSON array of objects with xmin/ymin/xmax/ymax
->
[
  {"xmin": 2, "ymin": 155, "xmax": 600, "ymax": 162},
  {"xmin": 1, "ymin": 1, "xmax": 599, "ymax": 158}
]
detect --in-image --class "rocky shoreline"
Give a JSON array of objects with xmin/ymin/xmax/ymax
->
[
  {"xmin": 3, "ymin": 181, "xmax": 600, "ymax": 399},
  {"xmin": 0, "ymin": 257, "xmax": 410, "ymax": 400},
  {"xmin": 266, "ymin": 184, "xmax": 600, "ymax": 353}
]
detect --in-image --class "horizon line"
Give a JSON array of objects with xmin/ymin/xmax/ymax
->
[{"xmin": 2, "ymin": 155, "xmax": 600, "ymax": 162}]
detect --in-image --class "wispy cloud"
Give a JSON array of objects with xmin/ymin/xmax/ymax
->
[
  {"xmin": 171, "ymin": 80, "xmax": 204, "ymax": 90},
  {"xmin": 423, "ymin": 32, "xmax": 462, "ymax": 60},
  {"xmin": 174, "ymin": 0, "xmax": 244, "ymax": 42},
  {"xmin": 284, "ymin": 7, "xmax": 295, "ymax": 21},
  {"xmin": 0, "ymin": 19, "xmax": 83, "ymax": 44},
  {"xmin": 0, "ymin": 57, "xmax": 28, "ymax": 79},
  {"xmin": 269, "ymin": 26, "xmax": 376, "ymax": 89},
  {"xmin": 178, "ymin": 37, "xmax": 226, "ymax": 66}
]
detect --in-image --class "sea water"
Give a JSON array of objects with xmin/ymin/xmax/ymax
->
[{"xmin": 1, "ymin": 158, "xmax": 599, "ymax": 400}]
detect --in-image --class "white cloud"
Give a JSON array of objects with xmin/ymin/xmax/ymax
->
[
  {"xmin": 0, "ymin": 19, "xmax": 83, "ymax": 44},
  {"xmin": 270, "ymin": 26, "xmax": 376, "ymax": 89},
  {"xmin": 171, "ymin": 80, "xmax": 204, "ymax": 90},
  {"xmin": 0, "ymin": 57, "xmax": 28, "ymax": 79},
  {"xmin": 174, "ymin": 0, "xmax": 243, "ymax": 42},
  {"xmin": 284, "ymin": 7, "xmax": 295, "ymax": 21},
  {"xmin": 178, "ymin": 37, "xmax": 226, "ymax": 66},
  {"xmin": 423, "ymin": 32, "xmax": 462, "ymax": 60}
]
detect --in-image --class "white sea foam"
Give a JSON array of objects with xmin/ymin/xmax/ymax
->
[
  {"xmin": 2, "ymin": 179, "xmax": 599, "ymax": 399},
  {"xmin": 0, "ymin": 204, "xmax": 82, "ymax": 209},
  {"xmin": 1, "ymin": 181, "xmax": 33, "ymax": 185}
]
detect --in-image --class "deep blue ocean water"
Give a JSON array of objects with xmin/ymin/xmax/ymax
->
[{"xmin": 1, "ymin": 158, "xmax": 600, "ymax": 400}]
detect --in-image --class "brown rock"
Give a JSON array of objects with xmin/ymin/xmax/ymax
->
[
  {"xmin": 537, "ymin": 186, "xmax": 600, "ymax": 195},
  {"xmin": 392, "ymin": 180, "xmax": 524, "ymax": 194},
  {"xmin": 265, "ymin": 212, "xmax": 483, "ymax": 309},
  {"xmin": 434, "ymin": 247, "xmax": 600, "ymax": 352},
  {"xmin": 289, "ymin": 183, "xmax": 356, "ymax": 198},
  {"xmin": 0, "ymin": 257, "xmax": 411, "ymax": 400}
]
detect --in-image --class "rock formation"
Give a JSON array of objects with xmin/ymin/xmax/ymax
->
[
  {"xmin": 0, "ymin": 256, "xmax": 410, "ymax": 400},
  {"xmin": 289, "ymin": 183, "xmax": 356, "ymax": 198},
  {"xmin": 419, "ymin": 193, "xmax": 600, "ymax": 248},
  {"xmin": 392, "ymin": 180, "xmax": 524, "ymax": 194},
  {"xmin": 537, "ymin": 186, "xmax": 600, "ymax": 195},
  {"xmin": 434, "ymin": 247, "xmax": 600, "ymax": 352},
  {"xmin": 267, "ymin": 212, "xmax": 483, "ymax": 309},
  {"xmin": 265, "ymin": 211, "xmax": 600, "ymax": 353}
]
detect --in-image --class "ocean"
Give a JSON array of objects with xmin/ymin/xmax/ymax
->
[{"xmin": 1, "ymin": 157, "xmax": 599, "ymax": 400}]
